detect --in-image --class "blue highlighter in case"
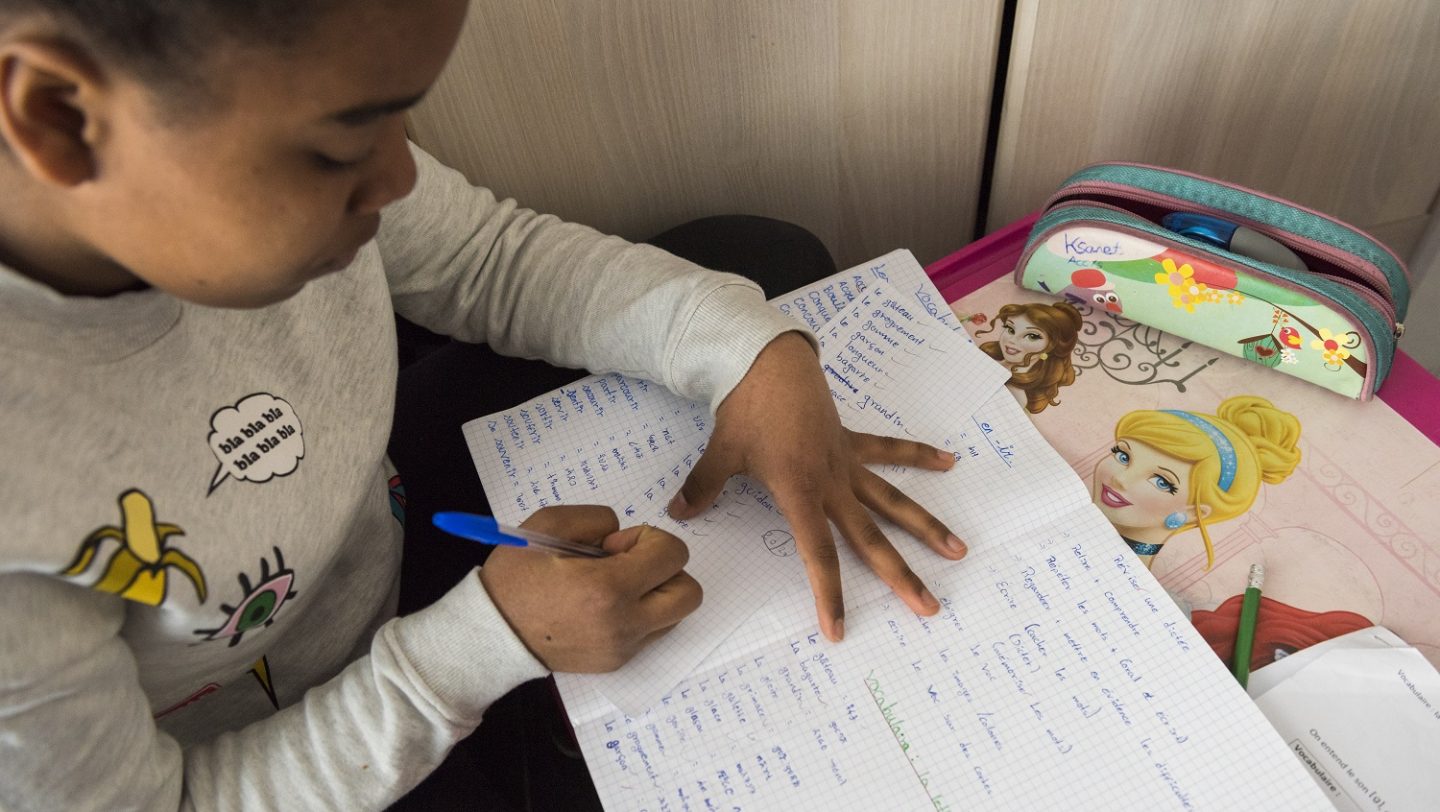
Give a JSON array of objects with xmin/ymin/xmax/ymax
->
[{"xmin": 1161, "ymin": 212, "xmax": 1307, "ymax": 271}]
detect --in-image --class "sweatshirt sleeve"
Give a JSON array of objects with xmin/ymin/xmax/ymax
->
[
  {"xmin": 377, "ymin": 144, "xmax": 807, "ymax": 411},
  {"xmin": 0, "ymin": 570, "xmax": 547, "ymax": 811}
]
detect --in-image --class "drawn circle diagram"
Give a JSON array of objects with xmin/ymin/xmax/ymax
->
[{"xmin": 762, "ymin": 529, "xmax": 797, "ymax": 557}]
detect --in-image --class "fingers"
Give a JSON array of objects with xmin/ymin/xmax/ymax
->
[
  {"xmin": 520, "ymin": 504, "xmax": 620, "ymax": 547},
  {"xmin": 852, "ymin": 467, "xmax": 967, "ymax": 560},
  {"xmin": 605, "ymin": 524, "xmax": 692, "ymax": 593},
  {"xmin": 848, "ymin": 431, "xmax": 956, "ymax": 472},
  {"xmin": 772, "ymin": 485, "xmax": 846, "ymax": 642},
  {"xmin": 639, "ymin": 622, "xmax": 682, "ymax": 651},
  {"xmin": 637, "ymin": 570, "xmax": 704, "ymax": 630},
  {"xmin": 480, "ymin": 522, "xmax": 700, "ymax": 674},
  {"xmin": 600, "ymin": 525, "xmax": 645, "ymax": 555},
  {"xmin": 667, "ymin": 442, "xmax": 739, "ymax": 520},
  {"xmin": 830, "ymin": 497, "xmax": 940, "ymax": 617}
]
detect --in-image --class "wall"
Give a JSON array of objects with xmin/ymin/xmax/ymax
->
[
  {"xmin": 408, "ymin": 1, "xmax": 1440, "ymax": 355},
  {"xmin": 989, "ymin": 0, "xmax": 1440, "ymax": 265},
  {"xmin": 1400, "ymin": 209, "xmax": 1440, "ymax": 375},
  {"xmin": 408, "ymin": 0, "xmax": 1004, "ymax": 269}
]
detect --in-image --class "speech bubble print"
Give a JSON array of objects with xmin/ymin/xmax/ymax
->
[
  {"xmin": 207, "ymin": 393, "xmax": 305, "ymax": 495},
  {"xmin": 1044, "ymin": 226, "xmax": 1165, "ymax": 264}
]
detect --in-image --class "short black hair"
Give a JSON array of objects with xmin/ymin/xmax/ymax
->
[{"xmin": 0, "ymin": 1, "xmax": 340, "ymax": 104}]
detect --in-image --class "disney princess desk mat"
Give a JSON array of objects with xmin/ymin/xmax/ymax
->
[{"xmin": 927, "ymin": 214, "xmax": 1440, "ymax": 672}]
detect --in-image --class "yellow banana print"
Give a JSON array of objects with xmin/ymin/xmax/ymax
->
[{"xmin": 61, "ymin": 490, "xmax": 207, "ymax": 606}]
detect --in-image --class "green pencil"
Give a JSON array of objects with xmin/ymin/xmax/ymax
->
[{"xmin": 1232, "ymin": 563, "xmax": 1265, "ymax": 688}]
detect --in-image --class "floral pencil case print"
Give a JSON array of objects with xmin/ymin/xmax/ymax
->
[{"xmin": 1015, "ymin": 162, "xmax": 1410, "ymax": 399}]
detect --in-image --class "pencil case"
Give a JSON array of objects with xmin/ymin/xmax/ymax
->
[{"xmin": 1015, "ymin": 162, "xmax": 1409, "ymax": 399}]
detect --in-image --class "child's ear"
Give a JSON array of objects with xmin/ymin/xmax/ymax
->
[{"xmin": 0, "ymin": 39, "xmax": 106, "ymax": 187}]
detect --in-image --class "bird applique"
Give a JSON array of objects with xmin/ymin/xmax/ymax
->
[
  {"xmin": 1278, "ymin": 326, "xmax": 1302, "ymax": 349},
  {"xmin": 1040, "ymin": 268, "xmax": 1124, "ymax": 314}
]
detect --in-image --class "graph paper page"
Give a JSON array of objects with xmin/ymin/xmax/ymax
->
[
  {"xmin": 570, "ymin": 391, "xmax": 1332, "ymax": 810},
  {"xmin": 683, "ymin": 387, "xmax": 1100, "ymax": 674},
  {"xmin": 464, "ymin": 249, "xmax": 956, "ymax": 525},
  {"xmin": 813, "ymin": 283, "xmax": 1010, "ymax": 441},
  {"xmin": 582, "ymin": 282, "xmax": 1006, "ymax": 712},
  {"xmin": 575, "ymin": 506, "xmax": 1329, "ymax": 810},
  {"xmin": 466, "ymin": 254, "xmax": 1006, "ymax": 712},
  {"xmin": 775, "ymin": 248, "xmax": 974, "ymax": 338}
]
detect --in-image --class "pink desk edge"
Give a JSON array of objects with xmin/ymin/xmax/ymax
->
[{"xmin": 924, "ymin": 213, "xmax": 1440, "ymax": 446}]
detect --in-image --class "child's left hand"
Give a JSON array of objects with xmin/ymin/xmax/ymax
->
[{"xmin": 667, "ymin": 331, "xmax": 967, "ymax": 643}]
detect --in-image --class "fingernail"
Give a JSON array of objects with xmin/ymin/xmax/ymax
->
[
  {"xmin": 920, "ymin": 587, "xmax": 938, "ymax": 609},
  {"xmin": 833, "ymin": 617, "xmax": 845, "ymax": 641},
  {"xmin": 936, "ymin": 449, "xmax": 956, "ymax": 466},
  {"xmin": 667, "ymin": 493, "xmax": 687, "ymax": 516},
  {"xmin": 946, "ymin": 534, "xmax": 968, "ymax": 556}
]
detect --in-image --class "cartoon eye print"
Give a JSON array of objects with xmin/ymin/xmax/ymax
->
[{"xmin": 195, "ymin": 547, "xmax": 298, "ymax": 647}]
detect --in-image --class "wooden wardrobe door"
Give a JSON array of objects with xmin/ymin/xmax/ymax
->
[
  {"xmin": 989, "ymin": 0, "xmax": 1440, "ymax": 262},
  {"xmin": 408, "ymin": 1, "xmax": 1004, "ymax": 267}
]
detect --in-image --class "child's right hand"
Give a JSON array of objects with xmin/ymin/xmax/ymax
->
[{"xmin": 479, "ymin": 505, "xmax": 702, "ymax": 673}]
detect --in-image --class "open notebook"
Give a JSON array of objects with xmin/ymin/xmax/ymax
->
[
  {"xmin": 466, "ymin": 252, "xmax": 1329, "ymax": 810},
  {"xmin": 466, "ymin": 252, "xmax": 1008, "ymax": 713}
]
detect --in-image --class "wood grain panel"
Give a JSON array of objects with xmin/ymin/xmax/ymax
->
[
  {"xmin": 1398, "ymin": 209, "xmax": 1440, "ymax": 374},
  {"xmin": 990, "ymin": 0, "xmax": 1440, "ymax": 258},
  {"xmin": 408, "ymin": 1, "xmax": 1002, "ymax": 268}
]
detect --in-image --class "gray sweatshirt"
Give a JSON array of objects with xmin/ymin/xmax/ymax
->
[{"xmin": 0, "ymin": 145, "xmax": 800, "ymax": 810}]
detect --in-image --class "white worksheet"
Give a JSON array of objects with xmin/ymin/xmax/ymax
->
[{"xmin": 1253, "ymin": 635, "xmax": 1440, "ymax": 812}]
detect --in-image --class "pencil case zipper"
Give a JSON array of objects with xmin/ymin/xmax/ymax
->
[
  {"xmin": 1040, "ymin": 163, "xmax": 1410, "ymax": 324},
  {"xmin": 1041, "ymin": 188, "xmax": 1403, "ymax": 334},
  {"xmin": 1035, "ymin": 197, "xmax": 1401, "ymax": 330},
  {"xmin": 1018, "ymin": 202, "xmax": 1396, "ymax": 396}
]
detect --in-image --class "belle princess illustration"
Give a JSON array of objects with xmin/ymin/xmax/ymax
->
[
  {"xmin": 970, "ymin": 301, "xmax": 1083, "ymax": 414},
  {"xmin": 1091, "ymin": 395, "xmax": 1301, "ymax": 569}
]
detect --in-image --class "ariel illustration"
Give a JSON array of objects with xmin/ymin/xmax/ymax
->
[
  {"xmin": 1191, "ymin": 594, "xmax": 1371, "ymax": 670},
  {"xmin": 970, "ymin": 301, "xmax": 1083, "ymax": 414},
  {"xmin": 1091, "ymin": 396, "xmax": 1301, "ymax": 568},
  {"xmin": 1159, "ymin": 525, "xmax": 1382, "ymax": 670}
]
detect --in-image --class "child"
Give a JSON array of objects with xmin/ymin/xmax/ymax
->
[{"xmin": 0, "ymin": 1, "xmax": 967, "ymax": 808}]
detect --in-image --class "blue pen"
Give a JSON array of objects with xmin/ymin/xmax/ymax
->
[
  {"xmin": 1161, "ymin": 211, "xmax": 1307, "ymax": 270},
  {"xmin": 431, "ymin": 511, "xmax": 610, "ymax": 558}
]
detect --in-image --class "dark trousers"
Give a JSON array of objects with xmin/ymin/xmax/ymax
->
[{"xmin": 387, "ymin": 216, "xmax": 834, "ymax": 811}]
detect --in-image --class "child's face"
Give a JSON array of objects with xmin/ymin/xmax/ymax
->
[{"xmin": 78, "ymin": 0, "xmax": 468, "ymax": 307}]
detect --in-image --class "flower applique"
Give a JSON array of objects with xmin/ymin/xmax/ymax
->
[
  {"xmin": 1155, "ymin": 258, "xmax": 1209, "ymax": 313},
  {"xmin": 1310, "ymin": 328, "xmax": 1352, "ymax": 369}
]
